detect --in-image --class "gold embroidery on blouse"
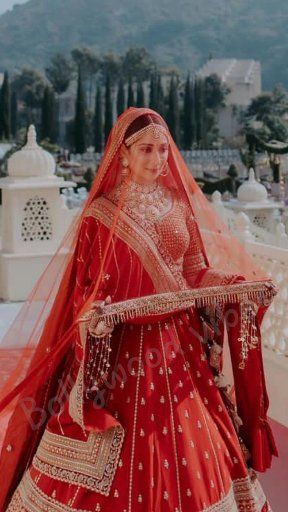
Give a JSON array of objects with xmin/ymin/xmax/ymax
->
[
  {"xmin": 86, "ymin": 197, "xmax": 182, "ymax": 292},
  {"xmin": 31, "ymin": 426, "xmax": 125, "ymax": 496}
]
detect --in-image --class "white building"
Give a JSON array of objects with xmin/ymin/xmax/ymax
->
[
  {"xmin": 197, "ymin": 59, "xmax": 262, "ymax": 138},
  {"xmin": 0, "ymin": 125, "xmax": 76, "ymax": 301}
]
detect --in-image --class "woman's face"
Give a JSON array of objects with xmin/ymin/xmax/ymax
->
[{"xmin": 122, "ymin": 129, "xmax": 169, "ymax": 185}]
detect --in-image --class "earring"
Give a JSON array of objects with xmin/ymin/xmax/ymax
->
[
  {"xmin": 161, "ymin": 163, "xmax": 169, "ymax": 177},
  {"xmin": 121, "ymin": 157, "xmax": 130, "ymax": 177}
]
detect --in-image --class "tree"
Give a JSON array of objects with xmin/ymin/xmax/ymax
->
[
  {"xmin": 166, "ymin": 76, "xmax": 180, "ymax": 144},
  {"xmin": 149, "ymin": 74, "xmax": 157, "ymax": 110},
  {"xmin": 156, "ymin": 74, "xmax": 165, "ymax": 117},
  {"xmin": 0, "ymin": 71, "xmax": 11, "ymax": 140},
  {"xmin": 74, "ymin": 69, "xmax": 86, "ymax": 153},
  {"xmin": 122, "ymin": 47, "xmax": 156, "ymax": 82},
  {"xmin": 117, "ymin": 78, "xmax": 125, "ymax": 116},
  {"xmin": 10, "ymin": 91, "xmax": 18, "ymax": 138},
  {"xmin": 136, "ymin": 80, "xmax": 145, "ymax": 107},
  {"xmin": 11, "ymin": 68, "xmax": 45, "ymax": 110},
  {"xmin": 104, "ymin": 73, "xmax": 113, "ymax": 143},
  {"xmin": 182, "ymin": 74, "xmax": 194, "ymax": 149},
  {"xmin": 41, "ymin": 86, "xmax": 56, "ymax": 142},
  {"xmin": 71, "ymin": 47, "xmax": 101, "ymax": 108},
  {"xmin": 127, "ymin": 78, "xmax": 135, "ymax": 107},
  {"xmin": 194, "ymin": 78, "xmax": 206, "ymax": 148},
  {"xmin": 94, "ymin": 85, "xmax": 103, "ymax": 152},
  {"xmin": 244, "ymin": 86, "xmax": 288, "ymax": 142},
  {"xmin": 100, "ymin": 53, "xmax": 122, "ymax": 86},
  {"xmin": 204, "ymin": 74, "xmax": 228, "ymax": 110},
  {"xmin": 45, "ymin": 53, "xmax": 73, "ymax": 95}
]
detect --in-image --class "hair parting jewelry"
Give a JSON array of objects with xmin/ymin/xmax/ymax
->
[{"xmin": 125, "ymin": 124, "xmax": 168, "ymax": 147}]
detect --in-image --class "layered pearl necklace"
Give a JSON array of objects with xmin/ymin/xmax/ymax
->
[{"xmin": 122, "ymin": 179, "xmax": 172, "ymax": 222}]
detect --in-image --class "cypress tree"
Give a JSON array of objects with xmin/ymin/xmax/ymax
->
[
  {"xmin": 117, "ymin": 78, "xmax": 125, "ymax": 116},
  {"xmin": 127, "ymin": 78, "xmax": 135, "ymax": 107},
  {"xmin": 136, "ymin": 80, "xmax": 145, "ymax": 107},
  {"xmin": 10, "ymin": 91, "xmax": 18, "ymax": 139},
  {"xmin": 74, "ymin": 68, "xmax": 86, "ymax": 153},
  {"xmin": 149, "ymin": 74, "xmax": 157, "ymax": 110},
  {"xmin": 94, "ymin": 85, "xmax": 103, "ymax": 152},
  {"xmin": 194, "ymin": 78, "xmax": 206, "ymax": 148},
  {"xmin": 104, "ymin": 73, "xmax": 113, "ymax": 143},
  {"xmin": 0, "ymin": 71, "xmax": 11, "ymax": 140},
  {"xmin": 156, "ymin": 74, "xmax": 165, "ymax": 116},
  {"xmin": 166, "ymin": 76, "xmax": 180, "ymax": 144},
  {"xmin": 182, "ymin": 74, "xmax": 193, "ymax": 150},
  {"xmin": 41, "ymin": 86, "xmax": 56, "ymax": 142}
]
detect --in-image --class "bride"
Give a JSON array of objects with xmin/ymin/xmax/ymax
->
[{"xmin": 0, "ymin": 108, "xmax": 277, "ymax": 511}]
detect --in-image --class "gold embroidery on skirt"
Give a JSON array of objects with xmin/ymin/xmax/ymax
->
[
  {"xmin": 31, "ymin": 426, "xmax": 125, "ymax": 496},
  {"xmin": 7, "ymin": 471, "xmax": 268, "ymax": 512}
]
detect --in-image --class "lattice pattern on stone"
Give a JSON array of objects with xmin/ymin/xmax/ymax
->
[{"xmin": 21, "ymin": 196, "xmax": 52, "ymax": 242}]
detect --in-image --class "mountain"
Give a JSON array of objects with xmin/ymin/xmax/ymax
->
[{"xmin": 0, "ymin": 0, "xmax": 287, "ymax": 89}]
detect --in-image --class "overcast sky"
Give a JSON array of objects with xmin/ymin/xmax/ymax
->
[{"xmin": 0, "ymin": 0, "xmax": 28, "ymax": 15}]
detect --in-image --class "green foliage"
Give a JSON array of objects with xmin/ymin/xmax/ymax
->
[
  {"xmin": 104, "ymin": 73, "xmax": 113, "ymax": 143},
  {"xmin": 11, "ymin": 68, "xmax": 45, "ymax": 109},
  {"xmin": 0, "ymin": 0, "xmax": 287, "ymax": 89},
  {"xmin": 10, "ymin": 90, "xmax": 17, "ymax": 138},
  {"xmin": 117, "ymin": 78, "xmax": 125, "ymax": 116},
  {"xmin": 166, "ymin": 75, "xmax": 180, "ymax": 144},
  {"xmin": 122, "ymin": 48, "xmax": 156, "ymax": 81},
  {"xmin": 100, "ymin": 54, "xmax": 122, "ymax": 86},
  {"xmin": 136, "ymin": 81, "xmax": 145, "ymax": 107},
  {"xmin": 182, "ymin": 74, "xmax": 194, "ymax": 149},
  {"xmin": 127, "ymin": 78, "xmax": 135, "ymax": 108},
  {"xmin": 41, "ymin": 86, "xmax": 56, "ymax": 142},
  {"xmin": 74, "ymin": 69, "xmax": 86, "ymax": 153},
  {"xmin": 0, "ymin": 71, "xmax": 10, "ymax": 140},
  {"xmin": 45, "ymin": 53, "xmax": 73, "ymax": 95},
  {"xmin": 244, "ymin": 86, "xmax": 288, "ymax": 142},
  {"xmin": 94, "ymin": 85, "xmax": 103, "ymax": 152}
]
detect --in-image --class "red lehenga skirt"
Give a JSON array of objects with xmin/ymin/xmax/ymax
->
[{"xmin": 7, "ymin": 310, "xmax": 272, "ymax": 512}]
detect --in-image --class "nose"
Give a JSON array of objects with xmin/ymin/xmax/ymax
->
[{"xmin": 152, "ymin": 150, "xmax": 163, "ymax": 168}]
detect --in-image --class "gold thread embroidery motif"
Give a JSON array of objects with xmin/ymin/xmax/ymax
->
[
  {"xmin": 31, "ymin": 426, "xmax": 125, "ymax": 496},
  {"xmin": 7, "ymin": 472, "xmax": 268, "ymax": 512},
  {"xmin": 85, "ymin": 197, "xmax": 181, "ymax": 292}
]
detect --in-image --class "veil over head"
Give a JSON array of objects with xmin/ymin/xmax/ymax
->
[{"xmin": 0, "ymin": 108, "xmax": 272, "ymax": 508}]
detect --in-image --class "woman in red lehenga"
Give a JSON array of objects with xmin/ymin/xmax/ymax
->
[{"xmin": 0, "ymin": 108, "xmax": 277, "ymax": 511}]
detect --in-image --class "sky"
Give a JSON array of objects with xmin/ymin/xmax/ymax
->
[{"xmin": 0, "ymin": 0, "xmax": 28, "ymax": 15}]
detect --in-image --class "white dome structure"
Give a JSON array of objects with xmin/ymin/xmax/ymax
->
[
  {"xmin": 237, "ymin": 168, "xmax": 268, "ymax": 203},
  {"xmin": 0, "ymin": 125, "xmax": 75, "ymax": 301},
  {"xmin": 8, "ymin": 125, "xmax": 56, "ymax": 178}
]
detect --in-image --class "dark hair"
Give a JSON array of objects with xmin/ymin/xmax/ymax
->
[{"xmin": 124, "ymin": 113, "xmax": 166, "ymax": 143}]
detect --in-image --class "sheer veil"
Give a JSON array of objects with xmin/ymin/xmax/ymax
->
[{"xmin": 0, "ymin": 107, "xmax": 273, "ymax": 508}]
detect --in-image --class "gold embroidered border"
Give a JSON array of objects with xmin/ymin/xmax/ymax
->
[
  {"xmin": 233, "ymin": 476, "xmax": 267, "ymax": 512},
  {"xmin": 7, "ymin": 470, "xmax": 91, "ymax": 512},
  {"xmin": 31, "ymin": 426, "xmax": 125, "ymax": 496},
  {"xmin": 85, "ymin": 197, "xmax": 182, "ymax": 293},
  {"xmin": 80, "ymin": 280, "xmax": 277, "ymax": 324},
  {"xmin": 7, "ymin": 472, "xmax": 269, "ymax": 512}
]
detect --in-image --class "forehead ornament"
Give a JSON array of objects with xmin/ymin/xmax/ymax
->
[{"xmin": 125, "ymin": 122, "xmax": 168, "ymax": 147}]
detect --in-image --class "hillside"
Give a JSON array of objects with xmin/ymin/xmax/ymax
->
[{"xmin": 0, "ymin": 0, "xmax": 287, "ymax": 89}]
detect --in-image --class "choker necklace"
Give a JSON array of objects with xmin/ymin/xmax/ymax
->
[
  {"xmin": 123, "ymin": 179, "xmax": 158, "ymax": 194},
  {"xmin": 120, "ymin": 179, "xmax": 172, "ymax": 222}
]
